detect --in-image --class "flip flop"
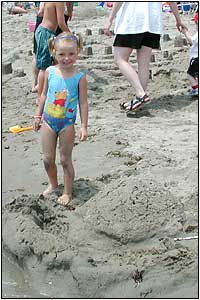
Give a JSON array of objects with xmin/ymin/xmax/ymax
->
[
  {"xmin": 126, "ymin": 94, "xmax": 151, "ymax": 113},
  {"xmin": 120, "ymin": 100, "xmax": 132, "ymax": 111}
]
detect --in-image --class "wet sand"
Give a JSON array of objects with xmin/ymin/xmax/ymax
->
[{"xmin": 2, "ymin": 2, "xmax": 198, "ymax": 298}]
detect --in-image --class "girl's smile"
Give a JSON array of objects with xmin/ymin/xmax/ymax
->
[{"xmin": 55, "ymin": 42, "xmax": 78, "ymax": 68}]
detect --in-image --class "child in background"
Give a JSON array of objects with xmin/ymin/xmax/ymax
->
[
  {"xmin": 32, "ymin": 2, "xmax": 73, "ymax": 93},
  {"xmin": 182, "ymin": 12, "xmax": 198, "ymax": 96},
  {"xmin": 32, "ymin": 2, "xmax": 45, "ymax": 93},
  {"xmin": 35, "ymin": 2, "xmax": 70, "ymax": 105},
  {"xmin": 33, "ymin": 32, "xmax": 88, "ymax": 207}
]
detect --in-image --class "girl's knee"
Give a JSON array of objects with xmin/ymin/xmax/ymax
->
[
  {"xmin": 43, "ymin": 157, "xmax": 55, "ymax": 170},
  {"xmin": 60, "ymin": 157, "xmax": 72, "ymax": 169}
]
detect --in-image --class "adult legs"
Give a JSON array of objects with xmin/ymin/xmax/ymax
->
[
  {"xmin": 32, "ymin": 55, "xmax": 39, "ymax": 92},
  {"xmin": 136, "ymin": 46, "xmax": 152, "ymax": 92},
  {"xmin": 41, "ymin": 122, "xmax": 58, "ymax": 197},
  {"xmin": 114, "ymin": 46, "xmax": 146, "ymax": 98},
  {"xmin": 57, "ymin": 125, "xmax": 75, "ymax": 205}
]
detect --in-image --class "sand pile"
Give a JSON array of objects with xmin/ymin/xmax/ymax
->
[{"xmin": 2, "ymin": 2, "xmax": 198, "ymax": 298}]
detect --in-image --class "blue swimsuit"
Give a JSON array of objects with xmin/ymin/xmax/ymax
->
[{"xmin": 43, "ymin": 66, "xmax": 84, "ymax": 134}]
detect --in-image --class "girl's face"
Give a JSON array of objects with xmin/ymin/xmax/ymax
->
[{"xmin": 55, "ymin": 40, "xmax": 78, "ymax": 68}]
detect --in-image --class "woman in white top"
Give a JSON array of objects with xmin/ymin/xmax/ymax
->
[{"xmin": 104, "ymin": 2, "xmax": 187, "ymax": 113}]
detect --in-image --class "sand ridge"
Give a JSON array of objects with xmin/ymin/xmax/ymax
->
[{"xmin": 2, "ymin": 3, "xmax": 198, "ymax": 298}]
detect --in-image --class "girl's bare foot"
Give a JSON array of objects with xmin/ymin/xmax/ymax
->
[
  {"xmin": 43, "ymin": 185, "xmax": 57, "ymax": 198},
  {"xmin": 57, "ymin": 194, "xmax": 72, "ymax": 207}
]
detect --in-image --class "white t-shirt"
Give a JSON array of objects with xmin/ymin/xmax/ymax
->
[
  {"xmin": 190, "ymin": 32, "xmax": 198, "ymax": 59},
  {"xmin": 114, "ymin": 2, "xmax": 163, "ymax": 35}
]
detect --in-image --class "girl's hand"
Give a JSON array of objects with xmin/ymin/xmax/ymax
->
[
  {"xmin": 33, "ymin": 117, "xmax": 41, "ymax": 132},
  {"xmin": 79, "ymin": 127, "xmax": 88, "ymax": 141}
]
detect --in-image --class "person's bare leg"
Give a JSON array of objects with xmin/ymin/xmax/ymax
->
[
  {"xmin": 136, "ymin": 46, "xmax": 152, "ymax": 92},
  {"xmin": 114, "ymin": 46, "xmax": 146, "ymax": 98},
  {"xmin": 32, "ymin": 55, "xmax": 39, "ymax": 93},
  {"xmin": 37, "ymin": 70, "xmax": 45, "ymax": 105},
  {"xmin": 11, "ymin": 6, "xmax": 27, "ymax": 14},
  {"xmin": 57, "ymin": 125, "xmax": 75, "ymax": 206},
  {"xmin": 41, "ymin": 122, "xmax": 58, "ymax": 197},
  {"xmin": 187, "ymin": 74, "xmax": 198, "ymax": 87}
]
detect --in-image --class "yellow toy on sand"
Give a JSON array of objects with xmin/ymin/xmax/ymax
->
[{"xmin": 9, "ymin": 125, "xmax": 40, "ymax": 133}]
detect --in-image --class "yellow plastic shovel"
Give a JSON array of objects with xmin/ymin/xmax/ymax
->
[{"xmin": 9, "ymin": 125, "xmax": 34, "ymax": 133}]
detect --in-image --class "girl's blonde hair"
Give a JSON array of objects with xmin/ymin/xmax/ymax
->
[{"xmin": 49, "ymin": 32, "xmax": 83, "ymax": 57}]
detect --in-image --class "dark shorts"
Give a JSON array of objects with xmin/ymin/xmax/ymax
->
[
  {"xmin": 55, "ymin": 15, "xmax": 69, "ymax": 36},
  {"xmin": 113, "ymin": 32, "xmax": 161, "ymax": 49},
  {"xmin": 33, "ymin": 15, "xmax": 69, "ymax": 54},
  {"xmin": 187, "ymin": 57, "xmax": 199, "ymax": 79},
  {"xmin": 33, "ymin": 15, "xmax": 43, "ymax": 54},
  {"xmin": 35, "ymin": 25, "xmax": 56, "ymax": 70}
]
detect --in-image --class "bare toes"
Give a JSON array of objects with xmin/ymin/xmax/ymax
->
[
  {"xmin": 57, "ymin": 194, "xmax": 72, "ymax": 207},
  {"xmin": 42, "ymin": 185, "xmax": 57, "ymax": 198}
]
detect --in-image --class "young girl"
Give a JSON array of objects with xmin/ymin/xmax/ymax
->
[
  {"xmin": 182, "ymin": 12, "xmax": 198, "ymax": 96},
  {"xmin": 33, "ymin": 32, "xmax": 88, "ymax": 207}
]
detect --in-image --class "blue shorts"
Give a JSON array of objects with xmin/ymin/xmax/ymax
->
[
  {"xmin": 35, "ymin": 25, "xmax": 56, "ymax": 70},
  {"xmin": 43, "ymin": 112, "xmax": 76, "ymax": 134}
]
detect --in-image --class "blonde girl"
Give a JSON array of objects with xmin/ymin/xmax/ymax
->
[{"xmin": 33, "ymin": 32, "xmax": 88, "ymax": 207}]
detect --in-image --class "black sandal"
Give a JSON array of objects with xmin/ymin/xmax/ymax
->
[
  {"xmin": 126, "ymin": 94, "xmax": 151, "ymax": 112},
  {"xmin": 120, "ymin": 101, "xmax": 131, "ymax": 110}
]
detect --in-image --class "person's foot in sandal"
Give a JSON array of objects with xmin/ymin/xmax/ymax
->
[
  {"xmin": 120, "ymin": 100, "xmax": 133, "ymax": 110},
  {"xmin": 126, "ymin": 94, "xmax": 151, "ymax": 112},
  {"xmin": 42, "ymin": 184, "xmax": 58, "ymax": 198},
  {"xmin": 57, "ymin": 194, "xmax": 72, "ymax": 207}
]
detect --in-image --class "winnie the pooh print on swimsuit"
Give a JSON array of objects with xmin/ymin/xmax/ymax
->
[
  {"xmin": 43, "ymin": 66, "xmax": 85, "ymax": 133},
  {"xmin": 46, "ymin": 89, "xmax": 68, "ymax": 119}
]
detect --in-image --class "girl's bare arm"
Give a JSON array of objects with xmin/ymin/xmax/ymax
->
[
  {"xmin": 36, "ymin": 69, "xmax": 49, "ymax": 116},
  {"xmin": 182, "ymin": 29, "xmax": 192, "ymax": 44},
  {"xmin": 168, "ymin": 2, "xmax": 188, "ymax": 31},
  {"xmin": 78, "ymin": 75, "xmax": 88, "ymax": 140},
  {"xmin": 34, "ymin": 69, "xmax": 49, "ymax": 131}
]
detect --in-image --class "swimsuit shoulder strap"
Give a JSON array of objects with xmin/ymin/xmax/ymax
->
[{"xmin": 76, "ymin": 71, "xmax": 85, "ymax": 82}]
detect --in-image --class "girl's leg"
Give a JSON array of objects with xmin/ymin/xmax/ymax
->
[
  {"xmin": 57, "ymin": 125, "xmax": 75, "ymax": 205},
  {"xmin": 41, "ymin": 122, "xmax": 58, "ymax": 197},
  {"xmin": 37, "ymin": 70, "xmax": 45, "ymax": 105},
  {"xmin": 114, "ymin": 46, "xmax": 145, "ymax": 98},
  {"xmin": 136, "ymin": 46, "xmax": 152, "ymax": 92}
]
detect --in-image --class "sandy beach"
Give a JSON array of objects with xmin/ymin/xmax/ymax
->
[{"xmin": 2, "ymin": 2, "xmax": 198, "ymax": 298}]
